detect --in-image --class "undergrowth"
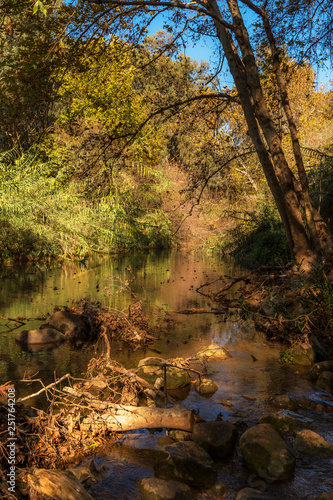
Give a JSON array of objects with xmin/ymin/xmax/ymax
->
[{"xmin": 0, "ymin": 149, "xmax": 173, "ymax": 263}]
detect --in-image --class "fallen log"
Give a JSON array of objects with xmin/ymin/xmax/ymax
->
[{"xmin": 80, "ymin": 404, "xmax": 194, "ymax": 433}]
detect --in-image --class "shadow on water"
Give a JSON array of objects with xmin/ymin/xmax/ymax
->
[{"xmin": 1, "ymin": 250, "xmax": 333, "ymax": 499}]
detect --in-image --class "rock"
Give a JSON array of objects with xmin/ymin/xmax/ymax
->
[
  {"xmin": 235, "ymin": 487, "xmax": 273, "ymax": 500},
  {"xmin": 204, "ymin": 482, "xmax": 230, "ymax": 497},
  {"xmin": 69, "ymin": 459, "xmax": 104, "ymax": 487},
  {"xmin": 168, "ymin": 430, "xmax": 192, "ymax": 442},
  {"xmin": 317, "ymin": 371, "xmax": 333, "ymax": 394},
  {"xmin": 139, "ymin": 477, "xmax": 193, "ymax": 500},
  {"xmin": 272, "ymin": 394, "xmax": 298, "ymax": 411},
  {"xmin": 15, "ymin": 329, "xmax": 65, "ymax": 345},
  {"xmin": 137, "ymin": 358, "xmax": 191, "ymax": 390},
  {"xmin": 290, "ymin": 343, "xmax": 316, "ymax": 365},
  {"xmin": 154, "ymin": 441, "xmax": 217, "ymax": 488},
  {"xmin": 193, "ymin": 378, "xmax": 218, "ymax": 395},
  {"xmin": 310, "ymin": 361, "xmax": 333, "ymax": 380},
  {"xmin": 259, "ymin": 413, "xmax": 296, "ymax": 434},
  {"xmin": 239, "ymin": 423, "xmax": 296, "ymax": 482},
  {"xmin": 40, "ymin": 310, "xmax": 87, "ymax": 340},
  {"xmin": 192, "ymin": 421, "xmax": 238, "ymax": 458},
  {"xmin": 24, "ymin": 468, "xmax": 93, "ymax": 500},
  {"xmin": 196, "ymin": 343, "xmax": 231, "ymax": 360},
  {"xmin": 315, "ymin": 493, "xmax": 333, "ymax": 500},
  {"xmin": 294, "ymin": 429, "xmax": 333, "ymax": 457}
]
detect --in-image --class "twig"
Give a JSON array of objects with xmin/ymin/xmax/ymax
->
[{"xmin": 17, "ymin": 373, "xmax": 72, "ymax": 403}]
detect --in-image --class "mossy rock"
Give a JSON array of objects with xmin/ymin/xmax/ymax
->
[
  {"xmin": 15, "ymin": 329, "xmax": 65, "ymax": 345},
  {"xmin": 259, "ymin": 413, "xmax": 296, "ymax": 434},
  {"xmin": 316, "ymin": 371, "xmax": 333, "ymax": 394},
  {"xmin": 295, "ymin": 429, "xmax": 333, "ymax": 457},
  {"xmin": 137, "ymin": 358, "xmax": 191, "ymax": 390},
  {"xmin": 192, "ymin": 421, "xmax": 238, "ymax": 458},
  {"xmin": 154, "ymin": 441, "xmax": 217, "ymax": 488},
  {"xmin": 310, "ymin": 360, "xmax": 333, "ymax": 380},
  {"xmin": 139, "ymin": 477, "xmax": 193, "ymax": 500},
  {"xmin": 194, "ymin": 378, "xmax": 218, "ymax": 395},
  {"xmin": 290, "ymin": 343, "xmax": 316, "ymax": 365},
  {"xmin": 196, "ymin": 344, "xmax": 231, "ymax": 361}
]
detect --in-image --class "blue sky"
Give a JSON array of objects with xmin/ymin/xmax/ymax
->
[{"xmin": 146, "ymin": 16, "xmax": 332, "ymax": 89}]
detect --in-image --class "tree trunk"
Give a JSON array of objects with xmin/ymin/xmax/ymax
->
[
  {"xmin": 80, "ymin": 404, "xmax": 194, "ymax": 433},
  {"xmin": 207, "ymin": 0, "xmax": 322, "ymax": 269}
]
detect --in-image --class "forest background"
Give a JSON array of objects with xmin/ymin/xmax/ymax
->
[{"xmin": 0, "ymin": 0, "xmax": 332, "ymax": 270}]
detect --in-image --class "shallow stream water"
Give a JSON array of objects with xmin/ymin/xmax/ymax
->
[{"xmin": 1, "ymin": 250, "xmax": 333, "ymax": 499}]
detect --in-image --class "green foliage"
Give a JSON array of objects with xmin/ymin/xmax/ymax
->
[
  {"xmin": 216, "ymin": 202, "xmax": 290, "ymax": 268},
  {"xmin": 0, "ymin": 149, "xmax": 172, "ymax": 263},
  {"xmin": 279, "ymin": 350, "xmax": 294, "ymax": 364}
]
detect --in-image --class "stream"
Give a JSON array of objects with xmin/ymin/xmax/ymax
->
[{"xmin": 1, "ymin": 250, "xmax": 333, "ymax": 499}]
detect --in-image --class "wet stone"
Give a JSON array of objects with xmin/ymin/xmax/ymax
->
[
  {"xmin": 273, "ymin": 394, "xmax": 298, "ymax": 410},
  {"xmin": 139, "ymin": 477, "xmax": 193, "ymax": 500},
  {"xmin": 290, "ymin": 343, "xmax": 316, "ymax": 365},
  {"xmin": 259, "ymin": 412, "xmax": 296, "ymax": 434},
  {"xmin": 235, "ymin": 487, "xmax": 274, "ymax": 500},
  {"xmin": 310, "ymin": 360, "xmax": 333, "ymax": 380},
  {"xmin": 193, "ymin": 378, "xmax": 218, "ymax": 395},
  {"xmin": 196, "ymin": 343, "xmax": 231, "ymax": 361},
  {"xmin": 154, "ymin": 441, "xmax": 217, "ymax": 488},
  {"xmin": 315, "ymin": 493, "xmax": 333, "ymax": 500},
  {"xmin": 317, "ymin": 371, "xmax": 333, "ymax": 395},
  {"xmin": 192, "ymin": 421, "xmax": 238, "ymax": 458},
  {"xmin": 239, "ymin": 423, "xmax": 296, "ymax": 482},
  {"xmin": 15, "ymin": 329, "xmax": 65, "ymax": 345},
  {"xmin": 137, "ymin": 358, "xmax": 191, "ymax": 390},
  {"xmin": 294, "ymin": 429, "xmax": 333, "ymax": 457}
]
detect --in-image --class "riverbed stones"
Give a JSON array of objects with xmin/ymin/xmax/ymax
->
[
  {"xmin": 289, "ymin": 343, "xmax": 316, "ymax": 365},
  {"xmin": 196, "ymin": 343, "xmax": 231, "ymax": 360},
  {"xmin": 316, "ymin": 371, "xmax": 333, "ymax": 394},
  {"xmin": 139, "ymin": 477, "xmax": 193, "ymax": 500},
  {"xmin": 154, "ymin": 441, "xmax": 217, "ymax": 487},
  {"xmin": 273, "ymin": 394, "xmax": 298, "ymax": 410},
  {"xmin": 24, "ymin": 468, "xmax": 93, "ymax": 500},
  {"xmin": 315, "ymin": 493, "xmax": 333, "ymax": 500},
  {"xmin": 193, "ymin": 378, "xmax": 218, "ymax": 395},
  {"xmin": 40, "ymin": 310, "xmax": 87, "ymax": 340},
  {"xmin": 310, "ymin": 361, "xmax": 333, "ymax": 380},
  {"xmin": 239, "ymin": 423, "xmax": 296, "ymax": 482},
  {"xmin": 137, "ymin": 358, "xmax": 191, "ymax": 390},
  {"xmin": 259, "ymin": 412, "xmax": 296, "ymax": 434},
  {"xmin": 294, "ymin": 429, "xmax": 333, "ymax": 457},
  {"xmin": 235, "ymin": 487, "xmax": 273, "ymax": 500},
  {"xmin": 192, "ymin": 421, "xmax": 238, "ymax": 458},
  {"xmin": 15, "ymin": 328, "xmax": 65, "ymax": 344}
]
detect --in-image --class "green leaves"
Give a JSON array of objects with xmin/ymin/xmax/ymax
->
[{"xmin": 32, "ymin": 0, "xmax": 47, "ymax": 16}]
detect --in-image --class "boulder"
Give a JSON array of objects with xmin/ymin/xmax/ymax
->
[
  {"xmin": 235, "ymin": 488, "xmax": 273, "ymax": 500},
  {"xmin": 168, "ymin": 430, "xmax": 192, "ymax": 442},
  {"xmin": 310, "ymin": 361, "xmax": 333, "ymax": 380},
  {"xmin": 24, "ymin": 468, "xmax": 93, "ymax": 500},
  {"xmin": 192, "ymin": 421, "xmax": 238, "ymax": 458},
  {"xmin": 196, "ymin": 343, "xmax": 231, "ymax": 361},
  {"xmin": 294, "ymin": 429, "xmax": 333, "ymax": 457},
  {"xmin": 316, "ymin": 371, "xmax": 333, "ymax": 394},
  {"xmin": 239, "ymin": 423, "xmax": 296, "ymax": 482},
  {"xmin": 259, "ymin": 413, "xmax": 296, "ymax": 434},
  {"xmin": 69, "ymin": 459, "xmax": 104, "ymax": 487},
  {"xmin": 154, "ymin": 441, "xmax": 217, "ymax": 488},
  {"xmin": 15, "ymin": 329, "xmax": 65, "ymax": 345},
  {"xmin": 139, "ymin": 477, "xmax": 193, "ymax": 500},
  {"xmin": 290, "ymin": 343, "xmax": 316, "ymax": 365},
  {"xmin": 137, "ymin": 358, "xmax": 191, "ymax": 390},
  {"xmin": 40, "ymin": 310, "xmax": 87, "ymax": 339},
  {"xmin": 194, "ymin": 378, "xmax": 218, "ymax": 395}
]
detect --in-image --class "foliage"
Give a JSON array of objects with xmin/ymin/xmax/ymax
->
[
  {"xmin": 217, "ymin": 201, "xmax": 291, "ymax": 268},
  {"xmin": 0, "ymin": 149, "xmax": 172, "ymax": 263}
]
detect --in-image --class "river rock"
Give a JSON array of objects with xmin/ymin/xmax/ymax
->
[
  {"xmin": 316, "ymin": 371, "xmax": 333, "ymax": 394},
  {"xmin": 239, "ymin": 423, "xmax": 296, "ymax": 482},
  {"xmin": 235, "ymin": 487, "xmax": 273, "ymax": 500},
  {"xmin": 259, "ymin": 412, "xmax": 296, "ymax": 434},
  {"xmin": 137, "ymin": 358, "xmax": 191, "ymax": 390},
  {"xmin": 154, "ymin": 441, "xmax": 217, "ymax": 487},
  {"xmin": 139, "ymin": 477, "xmax": 193, "ymax": 500},
  {"xmin": 294, "ymin": 429, "xmax": 333, "ymax": 457},
  {"xmin": 15, "ymin": 329, "xmax": 65, "ymax": 344},
  {"xmin": 315, "ymin": 493, "xmax": 333, "ymax": 500},
  {"xmin": 290, "ymin": 343, "xmax": 316, "ymax": 365},
  {"xmin": 69, "ymin": 459, "xmax": 105, "ymax": 486},
  {"xmin": 273, "ymin": 394, "xmax": 298, "ymax": 410},
  {"xmin": 40, "ymin": 310, "xmax": 87, "ymax": 339},
  {"xmin": 24, "ymin": 468, "xmax": 93, "ymax": 499},
  {"xmin": 168, "ymin": 430, "xmax": 192, "ymax": 442},
  {"xmin": 194, "ymin": 378, "xmax": 218, "ymax": 395},
  {"xmin": 196, "ymin": 343, "xmax": 231, "ymax": 360},
  {"xmin": 192, "ymin": 421, "xmax": 238, "ymax": 458},
  {"xmin": 310, "ymin": 361, "xmax": 333, "ymax": 380}
]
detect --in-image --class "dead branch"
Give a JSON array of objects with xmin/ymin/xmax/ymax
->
[{"xmin": 17, "ymin": 373, "xmax": 72, "ymax": 403}]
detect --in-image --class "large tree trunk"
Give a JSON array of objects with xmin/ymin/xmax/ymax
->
[{"xmin": 207, "ymin": 0, "xmax": 329, "ymax": 269}]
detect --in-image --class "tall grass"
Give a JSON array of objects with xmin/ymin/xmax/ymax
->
[{"xmin": 0, "ymin": 150, "xmax": 172, "ymax": 263}]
